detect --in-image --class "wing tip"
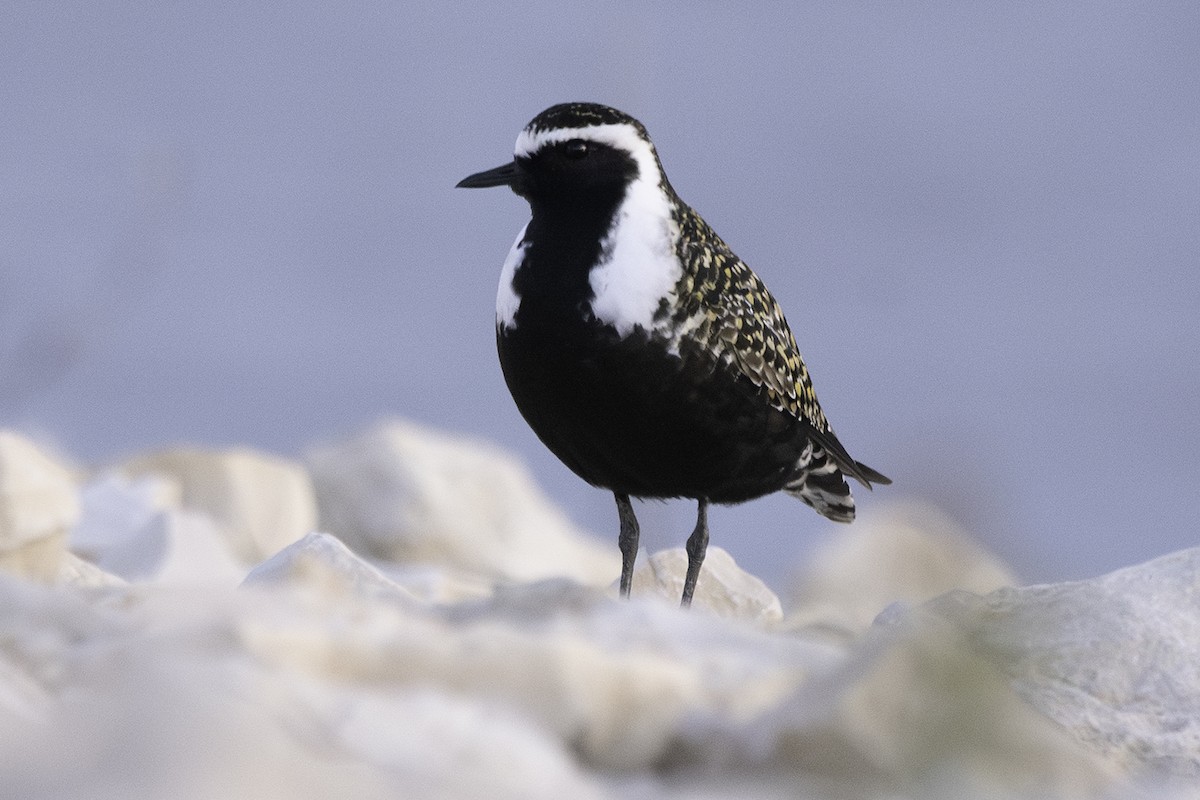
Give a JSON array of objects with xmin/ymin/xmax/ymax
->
[{"xmin": 853, "ymin": 461, "xmax": 892, "ymax": 489}]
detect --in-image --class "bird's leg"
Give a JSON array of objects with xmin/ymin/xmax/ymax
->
[
  {"xmin": 615, "ymin": 492, "xmax": 639, "ymax": 598},
  {"xmin": 681, "ymin": 498, "xmax": 710, "ymax": 608}
]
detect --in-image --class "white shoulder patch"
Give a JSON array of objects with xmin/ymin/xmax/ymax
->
[
  {"xmin": 589, "ymin": 180, "xmax": 681, "ymax": 336},
  {"xmin": 496, "ymin": 223, "xmax": 527, "ymax": 329}
]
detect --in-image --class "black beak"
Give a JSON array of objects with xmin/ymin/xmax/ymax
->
[{"xmin": 456, "ymin": 161, "xmax": 519, "ymax": 189}]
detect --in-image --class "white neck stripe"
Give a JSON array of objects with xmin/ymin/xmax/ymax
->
[{"xmin": 499, "ymin": 122, "xmax": 682, "ymax": 338}]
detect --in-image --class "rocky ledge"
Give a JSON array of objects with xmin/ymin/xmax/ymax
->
[{"xmin": 0, "ymin": 421, "xmax": 1195, "ymax": 799}]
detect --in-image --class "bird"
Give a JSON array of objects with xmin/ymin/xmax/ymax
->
[{"xmin": 457, "ymin": 102, "xmax": 889, "ymax": 607}]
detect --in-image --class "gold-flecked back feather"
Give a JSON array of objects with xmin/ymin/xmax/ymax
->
[{"xmin": 666, "ymin": 204, "xmax": 831, "ymax": 434}]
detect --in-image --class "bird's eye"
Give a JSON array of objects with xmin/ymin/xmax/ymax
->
[{"xmin": 563, "ymin": 139, "xmax": 589, "ymax": 159}]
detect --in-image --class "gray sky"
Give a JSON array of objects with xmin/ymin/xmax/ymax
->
[{"xmin": 3, "ymin": 1, "xmax": 1198, "ymax": 586}]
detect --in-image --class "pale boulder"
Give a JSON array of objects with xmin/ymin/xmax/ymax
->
[
  {"xmin": 244, "ymin": 531, "xmax": 421, "ymax": 606},
  {"xmin": 71, "ymin": 472, "xmax": 175, "ymax": 578},
  {"xmin": 71, "ymin": 472, "xmax": 247, "ymax": 585},
  {"xmin": 918, "ymin": 546, "xmax": 1200, "ymax": 779},
  {"xmin": 246, "ymin": 529, "xmax": 493, "ymax": 606},
  {"xmin": 121, "ymin": 446, "xmax": 318, "ymax": 562},
  {"xmin": 233, "ymin": 576, "xmax": 804, "ymax": 773},
  {"xmin": 6, "ymin": 504, "xmax": 1200, "ymax": 798},
  {"xmin": 305, "ymin": 420, "xmax": 620, "ymax": 585},
  {"xmin": 376, "ymin": 562, "xmax": 496, "ymax": 605},
  {"xmin": 144, "ymin": 512, "xmax": 248, "ymax": 585},
  {"xmin": 729, "ymin": 612, "xmax": 1123, "ymax": 799},
  {"xmin": 629, "ymin": 546, "xmax": 783, "ymax": 624},
  {"xmin": 0, "ymin": 431, "xmax": 79, "ymax": 582},
  {"xmin": 787, "ymin": 501, "xmax": 1016, "ymax": 634},
  {"xmin": 54, "ymin": 552, "xmax": 126, "ymax": 588}
]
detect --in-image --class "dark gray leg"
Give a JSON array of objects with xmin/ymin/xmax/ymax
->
[
  {"xmin": 615, "ymin": 492, "xmax": 639, "ymax": 598},
  {"xmin": 681, "ymin": 498, "xmax": 710, "ymax": 608}
]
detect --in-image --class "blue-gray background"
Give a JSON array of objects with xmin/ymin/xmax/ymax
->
[{"xmin": 4, "ymin": 2, "xmax": 1197, "ymax": 587}]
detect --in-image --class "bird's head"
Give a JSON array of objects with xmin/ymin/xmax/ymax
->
[{"xmin": 457, "ymin": 103, "xmax": 669, "ymax": 209}]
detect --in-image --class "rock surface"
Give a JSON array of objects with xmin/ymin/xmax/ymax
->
[
  {"xmin": 0, "ymin": 432, "xmax": 79, "ymax": 582},
  {"xmin": 0, "ymin": 422, "xmax": 1196, "ymax": 799},
  {"xmin": 628, "ymin": 546, "xmax": 784, "ymax": 624},
  {"xmin": 915, "ymin": 547, "xmax": 1200, "ymax": 779},
  {"xmin": 243, "ymin": 531, "xmax": 421, "ymax": 606},
  {"xmin": 787, "ymin": 500, "xmax": 1017, "ymax": 636},
  {"xmin": 305, "ymin": 420, "xmax": 620, "ymax": 585},
  {"xmin": 71, "ymin": 473, "xmax": 245, "ymax": 584},
  {"xmin": 6, "ymin": 536, "xmax": 1194, "ymax": 799},
  {"xmin": 121, "ymin": 446, "xmax": 318, "ymax": 562}
]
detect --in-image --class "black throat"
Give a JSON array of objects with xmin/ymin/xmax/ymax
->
[{"xmin": 511, "ymin": 189, "xmax": 627, "ymax": 326}]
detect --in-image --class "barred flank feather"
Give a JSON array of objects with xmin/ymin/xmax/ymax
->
[{"xmin": 783, "ymin": 442, "xmax": 856, "ymax": 523}]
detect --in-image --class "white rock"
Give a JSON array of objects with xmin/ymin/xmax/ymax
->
[
  {"xmin": 313, "ymin": 687, "xmax": 608, "ymax": 800},
  {"xmin": 121, "ymin": 446, "xmax": 318, "ymax": 562},
  {"xmin": 53, "ymin": 552, "xmax": 125, "ymax": 588},
  {"xmin": 71, "ymin": 473, "xmax": 244, "ymax": 584},
  {"xmin": 376, "ymin": 562, "xmax": 496, "ymax": 605},
  {"xmin": 5, "ymin": 432, "xmax": 1198, "ymax": 800},
  {"xmin": 149, "ymin": 512, "xmax": 248, "ymax": 586},
  {"xmin": 233, "ymin": 578, "xmax": 815, "ymax": 773},
  {"xmin": 0, "ymin": 586, "xmax": 394, "ymax": 800},
  {"xmin": 0, "ymin": 536, "xmax": 69, "ymax": 585},
  {"xmin": 0, "ymin": 572, "xmax": 613, "ymax": 800},
  {"xmin": 0, "ymin": 432, "xmax": 79, "ymax": 550},
  {"xmin": 71, "ymin": 473, "xmax": 172, "ymax": 578},
  {"xmin": 244, "ymin": 531, "xmax": 420, "ymax": 606},
  {"xmin": 725, "ymin": 613, "xmax": 1123, "ymax": 799},
  {"xmin": 916, "ymin": 546, "xmax": 1200, "ymax": 779},
  {"xmin": 629, "ymin": 546, "xmax": 783, "ymax": 624},
  {"xmin": 305, "ymin": 420, "xmax": 620, "ymax": 585},
  {"xmin": 0, "ymin": 431, "xmax": 78, "ymax": 582},
  {"xmin": 787, "ymin": 501, "xmax": 1016, "ymax": 635},
  {"xmin": 4, "ymin": 535, "xmax": 1196, "ymax": 799}
]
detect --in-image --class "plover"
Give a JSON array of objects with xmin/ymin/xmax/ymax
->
[{"xmin": 458, "ymin": 102, "xmax": 889, "ymax": 607}]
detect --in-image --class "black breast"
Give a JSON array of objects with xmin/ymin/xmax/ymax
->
[
  {"xmin": 497, "ymin": 311, "xmax": 815, "ymax": 503},
  {"xmin": 496, "ymin": 145, "xmax": 817, "ymax": 503}
]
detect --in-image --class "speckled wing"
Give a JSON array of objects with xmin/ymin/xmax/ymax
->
[
  {"xmin": 670, "ymin": 209, "xmax": 828, "ymax": 430},
  {"xmin": 668, "ymin": 206, "xmax": 886, "ymax": 491}
]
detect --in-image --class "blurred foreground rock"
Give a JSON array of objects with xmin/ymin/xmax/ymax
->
[
  {"xmin": 0, "ymin": 423, "xmax": 1197, "ymax": 799},
  {"xmin": 306, "ymin": 420, "xmax": 620, "ymax": 585},
  {"xmin": 788, "ymin": 501, "xmax": 1017, "ymax": 636},
  {"xmin": 121, "ymin": 446, "xmax": 318, "ymax": 562},
  {"xmin": 71, "ymin": 473, "xmax": 244, "ymax": 584},
  {"xmin": 0, "ymin": 432, "xmax": 78, "ymax": 583},
  {"xmin": 244, "ymin": 531, "xmax": 421, "ymax": 606},
  {"xmin": 914, "ymin": 547, "xmax": 1200, "ymax": 779},
  {"xmin": 5, "ymin": 532, "xmax": 1199, "ymax": 798}
]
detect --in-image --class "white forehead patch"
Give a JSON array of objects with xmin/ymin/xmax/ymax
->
[{"xmin": 496, "ymin": 223, "xmax": 527, "ymax": 329}]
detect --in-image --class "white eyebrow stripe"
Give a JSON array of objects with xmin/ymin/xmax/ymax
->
[{"xmin": 514, "ymin": 123, "xmax": 650, "ymax": 160}]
